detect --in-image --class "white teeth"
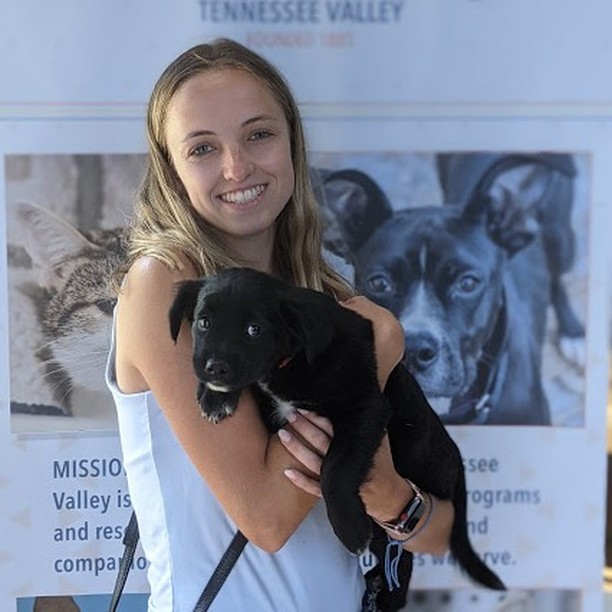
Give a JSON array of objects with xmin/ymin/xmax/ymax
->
[{"xmin": 221, "ymin": 184, "xmax": 264, "ymax": 204}]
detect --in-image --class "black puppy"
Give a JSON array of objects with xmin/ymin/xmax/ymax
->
[{"xmin": 169, "ymin": 267, "xmax": 505, "ymax": 610}]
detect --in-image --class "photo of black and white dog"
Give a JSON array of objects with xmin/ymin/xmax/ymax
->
[
  {"xmin": 168, "ymin": 266, "xmax": 505, "ymax": 611},
  {"xmin": 314, "ymin": 152, "xmax": 587, "ymax": 426}
]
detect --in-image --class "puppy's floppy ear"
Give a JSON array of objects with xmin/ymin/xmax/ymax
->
[
  {"xmin": 168, "ymin": 280, "xmax": 205, "ymax": 343},
  {"xmin": 277, "ymin": 287, "xmax": 335, "ymax": 364}
]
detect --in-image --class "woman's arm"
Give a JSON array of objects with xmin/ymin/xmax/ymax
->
[{"xmin": 115, "ymin": 257, "xmax": 318, "ymax": 552}]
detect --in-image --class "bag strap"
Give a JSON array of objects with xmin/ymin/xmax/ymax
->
[
  {"xmin": 193, "ymin": 530, "xmax": 248, "ymax": 611},
  {"xmin": 109, "ymin": 511, "xmax": 139, "ymax": 612},
  {"xmin": 109, "ymin": 510, "xmax": 248, "ymax": 612}
]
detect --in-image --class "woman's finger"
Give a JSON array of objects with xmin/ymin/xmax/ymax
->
[
  {"xmin": 283, "ymin": 468, "xmax": 322, "ymax": 497},
  {"xmin": 287, "ymin": 410, "xmax": 333, "ymax": 455},
  {"xmin": 278, "ymin": 427, "xmax": 324, "ymax": 476},
  {"xmin": 296, "ymin": 409, "xmax": 334, "ymax": 436}
]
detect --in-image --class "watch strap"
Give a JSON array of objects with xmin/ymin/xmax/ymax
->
[{"xmin": 375, "ymin": 479, "xmax": 427, "ymax": 540}]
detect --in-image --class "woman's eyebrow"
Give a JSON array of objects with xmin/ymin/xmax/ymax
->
[
  {"xmin": 244, "ymin": 114, "xmax": 279, "ymax": 125},
  {"xmin": 182, "ymin": 115, "xmax": 281, "ymax": 142},
  {"xmin": 183, "ymin": 129, "xmax": 214, "ymax": 142}
]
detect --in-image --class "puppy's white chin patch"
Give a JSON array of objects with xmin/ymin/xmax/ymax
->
[{"xmin": 206, "ymin": 382, "xmax": 231, "ymax": 392}]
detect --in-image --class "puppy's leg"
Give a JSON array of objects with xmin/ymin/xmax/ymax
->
[
  {"xmin": 197, "ymin": 386, "xmax": 241, "ymax": 424},
  {"xmin": 386, "ymin": 365, "xmax": 505, "ymax": 591},
  {"xmin": 320, "ymin": 400, "xmax": 388, "ymax": 554}
]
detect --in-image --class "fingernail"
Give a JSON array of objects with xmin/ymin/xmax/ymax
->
[
  {"xmin": 297, "ymin": 409, "xmax": 312, "ymax": 416},
  {"xmin": 278, "ymin": 428, "xmax": 292, "ymax": 442},
  {"xmin": 285, "ymin": 411, "xmax": 297, "ymax": 423},
  {"xmin": 284, "ymin": 469, "xmax": 296, "ymax": 479}
]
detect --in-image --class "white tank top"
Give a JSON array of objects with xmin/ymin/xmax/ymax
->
[{"xmin": 105, "ymin": 312, "xmax": 365, "ymax": 611}]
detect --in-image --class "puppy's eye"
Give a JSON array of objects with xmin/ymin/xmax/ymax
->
[
  {"xmin": 197, "ymin": 316, "xmax": 211, "ymax": 331},
  {"xmin": 366, "ymin": 273, "xmax": 393, "ymax": 295},
  {"xmin": 246, "ymin": 323, "xmax": 261, "ymax": 337}
]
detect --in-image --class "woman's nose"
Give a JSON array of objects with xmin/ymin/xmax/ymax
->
[{"xmin": 222, "ymin": 146, "xmax": 254, "ymax": 182}]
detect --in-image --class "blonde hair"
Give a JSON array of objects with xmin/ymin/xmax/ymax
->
[{"xmin": 124, "ymin": 38, "xmax": 353, "ymax": 300}]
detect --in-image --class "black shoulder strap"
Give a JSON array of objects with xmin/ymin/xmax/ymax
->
[
  {"xmin": 109, "ymin": 511, "xmax": 139, "ymax": 612},
  {"xmin": 193, "ymin": 530, "xmax": 248, "ymax": 611},
  {"xmin": 109, "ymin": 510, "xmax": 248, "ymax": 612}
]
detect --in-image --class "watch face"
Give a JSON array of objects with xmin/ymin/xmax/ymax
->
[
  {"xmin": 378, "ymin": 482, "xmax": 429, "ymax": 536},
  {"xmin": 404, "ymin": 503, "xmax": 425, "ymax": 531},
  {"xmin": 402, "ymin": 496, "xmax": 425, "ymax": 531}
]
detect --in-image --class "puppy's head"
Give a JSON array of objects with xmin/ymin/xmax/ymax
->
[{"xmin": 169, "ymin": 268, "xmax": 334, "ymax": 392}]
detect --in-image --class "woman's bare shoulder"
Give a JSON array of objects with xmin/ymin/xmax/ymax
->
[
  {"xmin": 115, "ymin": 256, "xmax": 198, "ymax": 382},
  {"xmin": 123, "ymin": 255, "xmax": 198, "ymax": 290},
  {"xmin": 117, "ymin": 256, "xmax": 199, "ymax": 314}
]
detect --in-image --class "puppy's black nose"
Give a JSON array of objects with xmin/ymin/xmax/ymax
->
[{"xmin": 204, "ymin": 358, "xmax": 230, "ymax": 380}]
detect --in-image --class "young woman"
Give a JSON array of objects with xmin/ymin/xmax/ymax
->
[{"xmin": 106, "ymin": 38, "xmax": 453, "ymax": 611}]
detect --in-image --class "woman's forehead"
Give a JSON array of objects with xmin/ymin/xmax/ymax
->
[{"xmin": 164, "ymin": 68, "xmax": 287, "ymax": 138}]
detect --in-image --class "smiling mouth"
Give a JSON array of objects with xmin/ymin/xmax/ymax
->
[{"xmin": 220, "ymin": 184, "xmax": 265, "ymax": 205}]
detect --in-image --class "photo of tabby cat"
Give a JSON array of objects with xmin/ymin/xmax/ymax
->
[{"xmin": 6, "ymin": 154, "xmax": 141, "ymax": 433}]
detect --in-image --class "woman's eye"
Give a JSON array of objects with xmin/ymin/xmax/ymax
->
[
  {"xmin": 246, "ymin": 323, "xmax": 261, "ymax": 337},
  {"xmin": 190, "ymin": 143, "xmax": 214, "ymax": 157},
  {"xmin": 197, "ymin": 316, "xmax": 210, "ymax": 331},
  {"xmin": 249, "ymin": 129, "xmax": 273, "ymax": 142}
]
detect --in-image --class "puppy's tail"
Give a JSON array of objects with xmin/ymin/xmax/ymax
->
[
  {"xmin": 450, "ymin": 532, "xmax": 506, "ymax": 591},
  {"xmin": 450, "ymin": 471, "xmax": 506, "ymax": 591}
]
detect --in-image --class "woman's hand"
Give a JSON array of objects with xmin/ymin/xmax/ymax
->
[{"xmin": 278, "ymin": 410, "xmax": 332, "ymax": 497}]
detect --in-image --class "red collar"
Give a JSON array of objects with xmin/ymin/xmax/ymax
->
[{"xmin": 278, "ymin": 356, "xmax": 293, "ymax": 369}]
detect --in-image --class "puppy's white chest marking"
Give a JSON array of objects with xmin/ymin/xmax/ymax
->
[{"xmin": 257, "ymin": 382, "xmax": 297, "ymax": 423}]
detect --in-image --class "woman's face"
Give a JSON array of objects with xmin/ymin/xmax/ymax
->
[{"xmin": 164, "ymin": 68, "xmax": 295, "ymax": 253}]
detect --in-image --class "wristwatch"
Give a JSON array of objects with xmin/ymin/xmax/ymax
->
[{"xmin": 376, "ymin": 479, "xmax": 427, "ymax": 540}]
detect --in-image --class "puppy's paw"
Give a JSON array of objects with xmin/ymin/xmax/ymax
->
[
  {"xmin": 328, "ymin": 503, "xmax": 372, "ymax": 554},
  {"xmin": 203, "ymin": 409, "xmax": 230, "ymax": 425},
  {"xmin": 198, "ymin": 388, "xmax": 239, "ymax": 424}
]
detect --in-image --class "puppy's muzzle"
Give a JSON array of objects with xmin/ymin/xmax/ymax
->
[{"xmin": 203, "ymin": 357, "xmax": 232, "ymax": 391}]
